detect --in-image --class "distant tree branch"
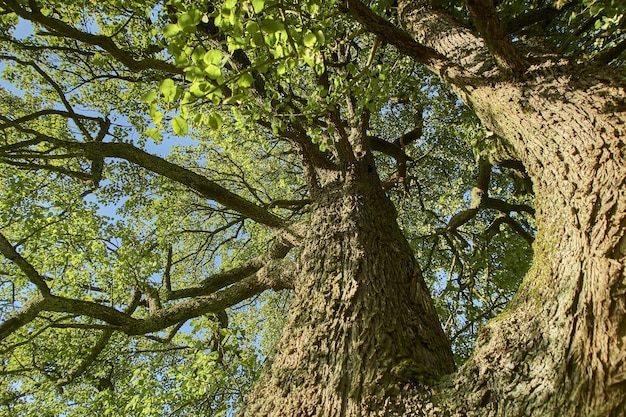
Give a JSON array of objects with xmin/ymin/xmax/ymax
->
[
  {"xmin": 0, "ymin": 54, "xmax": 95, "ymax": 140},
  {"xmin": 1, "ymin": 0, "xmax": 182, "ymax": 74},
  {"xmin": 0, "ymin": 160, "xmax": 94, "ymax": 182}
]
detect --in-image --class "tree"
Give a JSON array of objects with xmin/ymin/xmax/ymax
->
[{"xmin": 0, "ymin": 0, "xmax": 623, "ymax": 416}]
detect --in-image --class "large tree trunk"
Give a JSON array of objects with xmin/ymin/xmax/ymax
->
[
  {"xmin": 444, "ymin": 65, "xmax": 626, "ymax": 417},
  {"xmin": 395, "ymin": 4, "xmax": 626, "ymax": 415},
  {"xmin": 242, "ymin": 162, "xmax": 455, "ymax": 416}
]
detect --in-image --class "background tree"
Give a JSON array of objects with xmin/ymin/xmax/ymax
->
[{"xmin": 0, "ymin": 0, "xmax": 622, "ymax": 416}]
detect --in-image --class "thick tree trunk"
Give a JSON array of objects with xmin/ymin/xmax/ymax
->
[
  {"xmin": 443, "ymin": 65, "xmax": 626, "ymax": 417},
  {"xmin": 387, "ymin": 4, "xmax": 626, "ymax": 415},
  {"xmin": 242, "ymin": 163, "xmax": 455, "ymax": 416}
]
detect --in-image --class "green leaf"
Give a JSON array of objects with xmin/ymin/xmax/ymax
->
[
  {"xmin": 223, "ymin": 0, "xmax": 238, "ymax": 9},
  {"xmin": 191, "ymin": 46, "xmax": 206, "ymax": 64},
  {"xmin": 144, "ymin": 128, "xmax": 162, "ymax": 142},
  {"xmin": 207, "ymin": 113, "xmax": 223, "ymax": 130},
  {"xmin": 260, "ymin": 19, "xmax": 284, "ymax": 34},
  {"xmin": 204, "ymin": 49, "xmax": 223, "ymax": 66},
  {"xmin": 140, "ymin": 90, "xmax": 157, "ymax": 104},
  {"xmin": 159, "ymin": 78, "xmax": 176, "ymax": 100},
  {"xmin": 315, "ymin": 29, "xmax": 326, "ymax": 45},
  {"xmin": 171, "ymin": 116, "xmax": 188, "ymax": 136},
  {"xmin": 238, "ymin": 73, "xmax": 254, "ymax": 88},
  {"xmin": 184, "ymin": 66, "xmax": 204, "ymax": 82},
  {"xmin": 190, "ymin": 81, "xmax": 213, "ymax": 97},
  {"xmin": 163, "ymin": 23, "xmax": 181, "ymax": 38},
  {"xmin": 178, "ymin": 9, "xmax": 201, "ymax": 31},
  {"xmin": 149, "ymin": 102, "xmax": 163, "ymax": 124},
  {"xmin": 303, "ymin": 31, "xmax": 317, "ymax": 48},
  {"xmin": 205, "ymin": 64, "xmax": 222, "ymax": 80},
  {"xmin": 252, "ymin": 0, "xmax": 265, "ymax": 13}
]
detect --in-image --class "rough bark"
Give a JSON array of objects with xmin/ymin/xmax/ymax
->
[
  {"xmin": 333, "ymin": 1, "xmax": 625, "ymax": 415},
  {"xmin": 395, "ymin": 4, "xmax": 626, "ymax": 416},
  {"xmin": 443, "ymin": 63, "xmax": 626, "ymax": 417},
  {"xmin": 242, "ymin": 160, "xmax": 455, "ymax": 416}
]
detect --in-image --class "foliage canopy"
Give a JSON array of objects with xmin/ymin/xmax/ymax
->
[{"xmin": 0, "ymin": 0, "xmax": 623, "ymax": 415}]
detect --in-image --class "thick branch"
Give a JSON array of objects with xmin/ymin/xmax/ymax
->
[
  {"xmin": 45, "ymin": 296, "xmax": 140, "ymax": 328},
  {"xmin": 65, "ymin": 141, "xmax": 287, "ymax": 229},
  {"xmin": 335, "ymin": 0, "xmax": 464, "ymax": 77},
  {"xmin": 0, "ymin": 296, "xmax": 46, "ymax": 341},
  {"xmin": 123, "ymin": 272, "xmax": 272, "ymax": 335},
  {"xmin": 466, "ymin": 0, "xmax": 527, "ymax": 74},
  {"xmin": 55, "ymin": 290, "xmax": 141, "ymax": 386},
  {"xmin": 3, "ymin": 125, "xmax": 284, "ymax": 227},
  {"xmin": 0, "ymin": 233, "xmax": 50, "ymax": 294},
  {"xmin": 168, "ymin": 240, "xmax": 292, "ymax": 299}
]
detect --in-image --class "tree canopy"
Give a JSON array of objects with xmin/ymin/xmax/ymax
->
[{"xmin": 0, "ymin": 0, "xmax": 623, "ymax": 415}]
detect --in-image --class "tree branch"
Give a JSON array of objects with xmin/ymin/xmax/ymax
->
[
  {"xmin": 0, "ymin": 233, "xmax": 50, "ymax": 295},
  {"xmin": 45, "ymin": 296, "xmax": 140, "ymax": 328},
  {"xmin": 0, "ymin": 296, "xmax": 46, "ymax": 341},
  {"xmin": 54, "ymin": 290, "xmax": 141, "ymax": 387},
  {"xmin": 466, "ymin": 0, "xmax": 527, "ymax": 74},
  {"xmin": 1, "ymin": 0, "xmax": 182, "ymax": 74},
  {"xmin": 123, "ymin": 272, "xmax": 273, "ymax": 336},
  {"xmin": 486, "ymin": 214, "xmax": 534, "ymax": 245},
  {"xmin": 483, "ymin": 197, "xmax": 535, "ymax": 216},
  {"xmin": 335, "ymin": 0, "xmax": 464, "ymax": 77},
  {"xmin": 42, "ymin": 140, "xmax": 287, "ymax": 229},
  {"xmin": 168, "ymin": 239, "xmax": 292, "ymax": 299}
]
